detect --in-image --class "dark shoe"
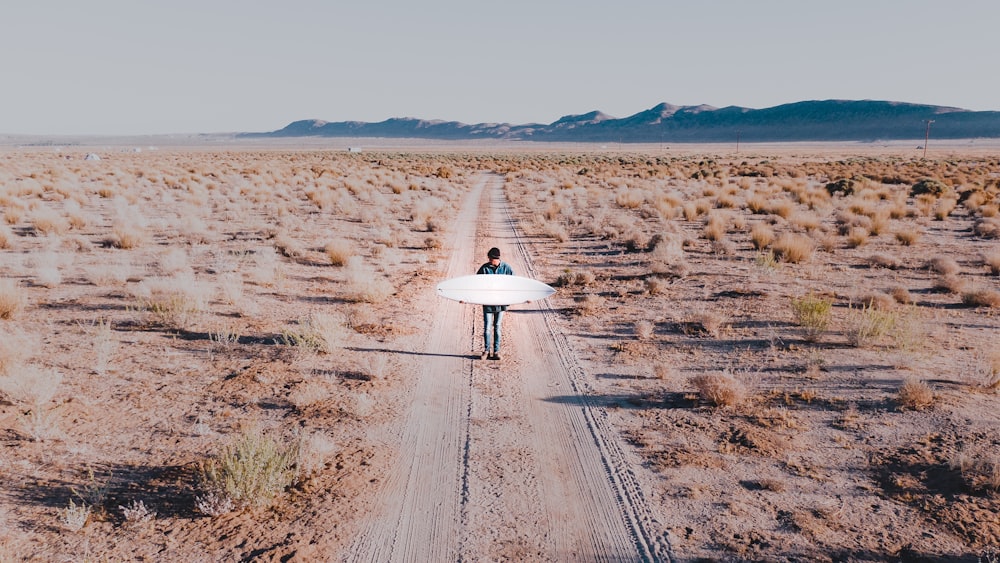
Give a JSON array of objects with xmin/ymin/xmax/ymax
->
[
  {"xmin": 490, "ymin": 353, "xmax": 500, "ymax": 361},
  {"xmin": 480, "ymin": 351, "xmax": 490, "ymax": 360}
]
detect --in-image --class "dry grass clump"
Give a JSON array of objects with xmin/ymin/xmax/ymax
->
[
  {"xmin": 574, "ymin": 294, "xmax": 606, "ymax": 316},
  {"xmin": 281, "ymin": 312, "xmax": 347, "ymax": 354},
  {"xmin": 983, "ymin": 251, "xmax": 1000, "ymax": 275},
  {"xmin": 30, "ymin": 207, "xmax": 69, "ymax": 236},
  {"xmin": 973, "ymin": 217, "xmax": 1000, "ymax": 238},
  {"xmin": 634, "ymin": 320, "xmax": 655, "ymax": 341},
  {"xmin": 324, "ymin": 240, "xmax": 353, "ymax": 266},
  {"xmin": 110, "ymin": 221, "xmax": 147, "ymax": 249},
  {"xmin": 554, "ymin": 269, "xmax": 595, "ymax": 287},
  {"xmin": 933, "ymin": 274, "xmax": 966, "ymax": 294},
  {"xmin": 197, "ymin": 427, "xmax": 303, "ymax": 513},
  {"xmin": 895, "ymin": 228, "xmax": 921, "ymax": 246},
  {"xmin": 789, "ymin": 293, "xmax": 833, "ymax": 342},
  {"xmin": 342, "ymin": 257, "xmax": 394, "ymax": 303},
  {"xmin": 897, "ymin": 378, "xmax": 935, "ymax": 410},
  {"xmin": 771, "ymin": 233, "xmax": 814, "ymax": 263},
  {"xmin": 0, "ymin": 279, "xmax": 25, "ymax": 320},
  {"xmin": 750, "ymin": 223, "xmax": 774, "ymax": 250},
  {"xmin": 648, "ymin": 236, "xmax": 690, "ymax": 278},
  {"xmin": 644, "ymin": 276, "xmax": 668, "ymax": 295},
  {"xmin": 890, "ymin": 286, "xmax": 915, "ymax": 305},
  {"xmin": 927, "ymin": 256, "xmax": 960, "ymax": 275},
  {"xmin": 133, "ymin": 275, "xmax": 211, "ymax": 328},
  {"xmin": 845, "ymin": 226, "xmax": 870, "ymax": 248},
  {"xmin": 702, "ymin": 213, "xmax": 729, "ymax": 242},
  {"xmin": 0, "ymin": 363, "xmax": 64, "ymax": 441},
  {"xmin": 856, "ymin": 292, "xmax": 895, "ymax": 310},
  {"xmin": 0, "ymin": 224, "xmax": 11, "ymax": 249},
  {"xmin": 689, "ymin": 373, "xmax": 746, "ymax": 408},
  {"xmin": 961, "ymin": 288, "xmax": 1000, "ymax": 308},
  {"xmin": 845, "ymin": 304, "xmax": 898, "ymax": 348},
  {"xmin": 866, "ymin": 254, "xmax": 901, "ymax": 270},
  {"xmin": 0, "ymin": 331, "xmax": 28, "ymax": 377}
]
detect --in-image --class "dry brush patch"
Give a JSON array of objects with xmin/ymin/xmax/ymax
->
[
  {"xmin": 505, "ymin": 150, "xmax": 1000, "ymax": 560},
  {"xmin": 0, "ymin": 149, "xmax": 470, "ymax": 559},
  {"xmin": 4, "ymin": 148, "xmax": 1000, "ymax": 561}
]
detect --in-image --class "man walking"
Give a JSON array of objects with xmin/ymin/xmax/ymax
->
[{"xmin": 477, "ymin": 247, "xmax": 513, "ymax": 360}]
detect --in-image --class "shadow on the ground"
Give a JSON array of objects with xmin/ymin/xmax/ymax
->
[{"xmin": 347, "ymin": 346, "xmax": 476, "ymax": 360}]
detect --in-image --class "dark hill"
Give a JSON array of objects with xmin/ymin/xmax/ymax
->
[{"xmin": 241, "ymin": 100, "xmax": 1000, "ymax": 143}]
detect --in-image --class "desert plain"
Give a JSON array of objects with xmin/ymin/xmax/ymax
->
[{"xmin": 0, "ymin": 141, "xmax": 998, "ymax": 562}]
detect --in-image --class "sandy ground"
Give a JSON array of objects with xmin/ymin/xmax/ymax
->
[{"xmin": 0, "ymin": 144, "xmax": 998, "ymax": 562}]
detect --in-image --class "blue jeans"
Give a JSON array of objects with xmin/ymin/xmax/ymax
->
[{"xmin": 483, "ymin": 310, "xmax": 504, "ymax": 354}]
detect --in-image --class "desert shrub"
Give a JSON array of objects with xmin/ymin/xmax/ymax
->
[
  {"xmin": 648, "ymin": 237, "xmax": 690, "ymax": 277},
  {"xmin": 962, "ymin": 288, "xmax": 1000, "ymax": 308},
  {"xmin": 790, "ymin": 293, "xmax": 832, "ymax": 342},
  {"xmin": 685, "ymin": 311, "xmax": 727, "ymax": 338},
  {"xmin": 30, "ymin": 207, "xmax": 69, "ymax": 235},
  {"xmin": 974, "ymin": 217, "xmax": 1000, "ymax": 238},
  {"xmin": 933, "ymin": 198, "xmax": 957, "ymax": 221},
  {"xmin": 702, "ymin": 214, "xmax": 728, "ymax": 242},
  {"xmin": 273, "ymin": 233, "xmax": 305, "ymax": 259},
  {"xmin": 897, "ymin": 378, "xmax": 935, "ymax": 411},
  {"xmin": 0, "ymin": 331, "xmax": 28, "ymax": 376},
  {"xmin": 895, "ymin": 228, "xmax": 921, "ymax": 246},
  {"xmin": 867, "ymin": 254, "xmax": 901, "ymax": 270},
  {"xmin": 324, "ymin": 240, "xmax": 353, "ymax": 266},
  {"xmin": 927, "ymin": 256, "xmax": 960, "ymax": 275},
  {"xmin": 134, "ymin": 276, "xmax": 210, "ymax": 327},
  {"xmin": 846, "ymin": 226, "xmax": 869, "ymax": 248},
  {"xmin": 766, "ymin": 200, "xmax": 795, "ymax": 219},
  {"xmin": 750, "ymin": 223, "xmax": 774, "ymax": 250},
  {"xmin": 933, "ymin": 274, "xmax": 966, "ymax": 294},
  {"xmin": 910, "ymin": 178, "xmax": 951, "ymax": 198},
  {"xmin": 689, "ymin": 373, "xmax": 745, "ymax": 408},
  {"xmin": 574, "ymin": 294, "xmax": 606, "ymax": 316},
  {"xmin": 771, "ymin": 233, "xmax": 814, "ymax": 263},
  {"xmin": 890, "ymin": 286, "xmax": 915, "ymax": 305},
  {"xmin": 635, "ymin": 320, "xmax": 654, "ymax": 340},
  {"xmin": 198, "ymin": 427, "xmax": 302, "ymax": 512},
  {"xmin": 157, "ymin": 248, "xmax": 190, "ymax": 276},
  {"xmin": 0, "ymin": 225, "xmax": 11, "ymax": 249},
  {"xmin": 857, "ymin": 292, "xmax": 895, "ymax": 310},
  {"xmin": 868, "ymin": 211, "xmax": 890, "ymax": 236},
  {"xmin": 0, "ymin": 364, "xmax": 63, "ymax": 441},
  {"xmin": 119, "ymin": 499, "xmax": 156, "ymax": 526},
  {"xmin": 110, "ymin": 220, "xmax": 147, "ymax": 249},
  {"xmin": 825, "ymin": 177, "xmax": 861, "ymax": 196},
  {"xmin": 845, "ymin": 304, "xmax": 897, "ymax": 348},
  {"xmin": 984, "ymin": 251, "xmax": 1000, "ymax": 275},
  {"xmin": 554, "ymin": 269, "xmax": 594, "ymax": 287},
  {"xmin": 0, "ymin": 279, "xmax": 25, "ymax": 320},
  {"xmin": 644, "ymin": 276, "xmax": 667, "ymax": 295},
  {"xmin": 61, "ymin": 499, "xmax": 90, "ymax": 531},
  {"xmin": 281, "ymin": 312, "xmax": 346, "ymax": 354},
  {"xmin": 343, "ymin": 256, "xmax": 394, "ymax": 303}
]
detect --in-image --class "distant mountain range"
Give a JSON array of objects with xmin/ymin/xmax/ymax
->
[{"xmin": 242, "ymin": 100, "xmax": 1000, "ymax": 143}]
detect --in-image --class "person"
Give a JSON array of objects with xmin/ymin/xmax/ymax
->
[{"xmin": 477, "ymin": 247, "xmax": 513, "ymax": 360}]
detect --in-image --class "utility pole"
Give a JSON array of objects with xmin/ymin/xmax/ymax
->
[{"xmin": 923, "ymin": 120, "xmax": 935, "ymax": 159}]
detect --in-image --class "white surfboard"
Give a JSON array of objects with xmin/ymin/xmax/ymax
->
[{"xmin": 436, "ymin": 274, "xmax": 555, "ymax": 306}]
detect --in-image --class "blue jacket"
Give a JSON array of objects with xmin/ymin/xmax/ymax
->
[{"xmin": 477, "ymin": 261, "xmax": 514, "ymax": 312}]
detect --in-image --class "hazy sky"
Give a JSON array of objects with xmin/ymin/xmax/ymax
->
[{"xmin": 3, "ymin": 0, "xmax": 997, "ymax": 135}]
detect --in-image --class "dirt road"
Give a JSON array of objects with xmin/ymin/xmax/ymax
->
[{"xmin": 347, "ymin": 174, "xmax": 670, "ymax": 562}]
